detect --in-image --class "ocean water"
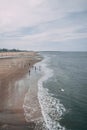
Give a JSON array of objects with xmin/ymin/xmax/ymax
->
[{"xmin": 37, "ymin": 51, "xmax": 87, "ymax": 130}]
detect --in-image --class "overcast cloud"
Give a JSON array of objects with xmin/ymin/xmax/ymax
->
[{"xmin": 0, "ymin": 0, "xmax": 87, "ymax": 51}]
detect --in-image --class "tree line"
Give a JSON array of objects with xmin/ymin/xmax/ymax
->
[{"xmin": 0, "ymin": 48, "xmax": 27, "ymax": 52}]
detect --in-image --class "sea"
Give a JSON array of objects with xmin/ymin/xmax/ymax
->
[{"xmin": 36, "ymin": 51, "xmax": 87, "ymax": 130}]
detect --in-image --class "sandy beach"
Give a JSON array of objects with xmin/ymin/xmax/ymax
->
[{"xmin": 0, "ymin": 52, "xmax": 43, "ymax": 130}]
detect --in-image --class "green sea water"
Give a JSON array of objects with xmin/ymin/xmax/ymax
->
[{"xmin": 40, "ymin": 51, "xmax": 87, "ymax": 130}]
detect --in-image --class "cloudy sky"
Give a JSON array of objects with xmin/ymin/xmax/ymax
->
[{"xmin": 0, "ymin": 0, "xmax": 87, "ymax": 51}]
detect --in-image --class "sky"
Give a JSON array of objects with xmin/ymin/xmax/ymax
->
[{"xmin": 0, "ymin": 0, "xmax": 87, "ymax": 51}]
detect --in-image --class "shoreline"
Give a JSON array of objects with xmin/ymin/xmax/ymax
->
[{"xmin": 0, "ymin": 52, "xmax": 43, "ymax": 130}]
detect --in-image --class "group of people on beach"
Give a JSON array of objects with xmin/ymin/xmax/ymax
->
[{"xmin": 28, "ymin": 63, "xmax": 41, "ymax": 76}]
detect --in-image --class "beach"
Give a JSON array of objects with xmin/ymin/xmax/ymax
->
[
  {"xmin": 0, "ymin": 51, "xmax": 87, "ymax": 130},
  {"xmin": 0, "ymin": 51, "xmax": 43, "ymax": 130}
]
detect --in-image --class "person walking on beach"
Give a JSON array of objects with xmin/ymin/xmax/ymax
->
[
  {"xmin": 29, "ymin": 70, "xmax": 30, "ymax": 76},
  {"xmin": 35, "ymin": 66, "xmax": 36, "ymax": 71}
]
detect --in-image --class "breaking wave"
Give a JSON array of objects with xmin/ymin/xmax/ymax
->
[{"xmin": 38, "ymin": 57, "xmax": 66, "ymax": 130}]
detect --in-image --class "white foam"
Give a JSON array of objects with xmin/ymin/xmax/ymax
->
[
  {"xmin": 38, "ymin": 57, "xmax": 66, "ymax": 130},
  {"xmin": 61, "ymin": 89, "xmax": 64, "ymax": 92}
]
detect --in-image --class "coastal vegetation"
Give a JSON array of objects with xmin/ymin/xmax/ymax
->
[{"xmin": 0, "ymin": 48, "xmax": 27, "ymax": 52}]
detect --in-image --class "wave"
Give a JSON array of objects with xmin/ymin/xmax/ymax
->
[{"xmin": 38, "ymin": 57, "xmax": 66, "ymax": 130}]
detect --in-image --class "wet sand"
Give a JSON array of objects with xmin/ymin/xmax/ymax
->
[{"xmin": 0, "ymin": 52, "xmax": 43, "ymax": 130}]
